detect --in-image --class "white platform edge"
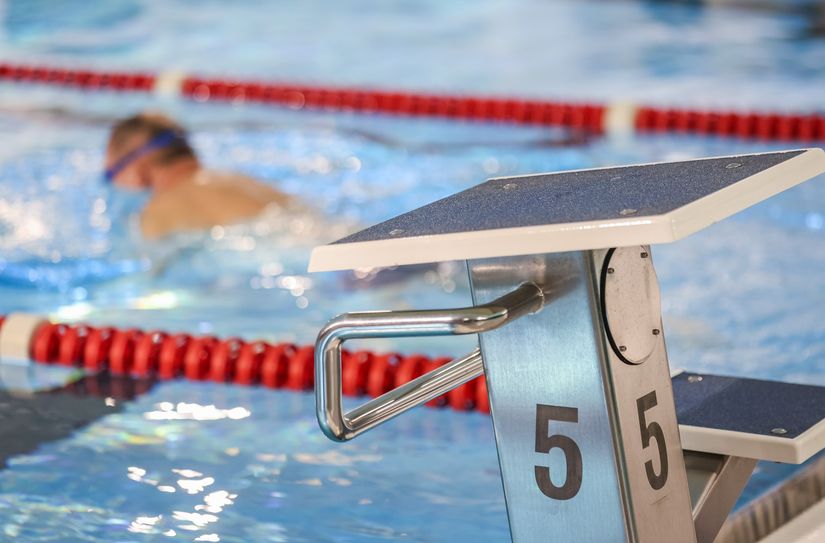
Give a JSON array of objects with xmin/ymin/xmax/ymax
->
[
  {"xmin": 309, "ymin": 148, "xmax": 825, "ymax": 272},
  {"xmin": 671, "ymin": 368, "xmax": 825, "ymax": 465},
  {"xmin": 679, "ymin": 417, "xmax": 825, "ymax": 464},
  {"xmin": 670, "ymin": 148, "xmax": 825, "ymax": 240}
]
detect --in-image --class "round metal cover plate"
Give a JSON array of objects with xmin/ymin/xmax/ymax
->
[{"xmin": 601, "ymin": 246, "xmax": 662, "ymax": 365}]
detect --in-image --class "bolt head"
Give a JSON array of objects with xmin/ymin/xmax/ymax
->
[{"xmin": 771, "ymin": 428, "xmax": 788, "ymax": 435}]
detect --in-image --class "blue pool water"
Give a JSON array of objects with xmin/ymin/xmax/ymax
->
[
  {"xmin": 0, "ymin": 0, "xmax": 824, "ymax": 541},
  {"xmin": 2, "ymin": 382, "xmax": 511, "ymax": 542}
]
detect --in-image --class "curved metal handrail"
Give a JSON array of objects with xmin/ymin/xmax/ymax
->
[{"xmin": 314, "ymin": 282, "xmax": 545, "ymax": 441}]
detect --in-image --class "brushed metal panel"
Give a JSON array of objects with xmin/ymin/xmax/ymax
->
[
  {"xmin": 593, "ymin": 247, "xmax": 696, "ymax": 542},
  {"xmin": 470, "ymin": 252, "xmax": 629, "ymax": 543},
  {"xmin": 470, "ymin": 250, "xmax": 696, "ymax": 542}
]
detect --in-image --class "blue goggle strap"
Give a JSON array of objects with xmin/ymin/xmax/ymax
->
[{"xmin": 104, "ymin": 131, "xmax": 183, "ymax": 183}]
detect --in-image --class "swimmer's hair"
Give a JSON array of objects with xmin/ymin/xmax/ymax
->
[{"xmin": 108, "ymin": 112, "xmax": 197, "ymax": 165}]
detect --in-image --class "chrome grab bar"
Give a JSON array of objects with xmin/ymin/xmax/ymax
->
[{"xmin": 314, "ymin": 282, "xmax": 545, "ymax": 441}]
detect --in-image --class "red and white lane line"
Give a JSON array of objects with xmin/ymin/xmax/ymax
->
[{"xmin": 2, "ymin": 62, "xmax": 823, "ymax": 141}]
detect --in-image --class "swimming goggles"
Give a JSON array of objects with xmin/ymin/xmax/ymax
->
[{"xmin": 103, "ymin": 131, "xmax": 184, "ymax": 183}]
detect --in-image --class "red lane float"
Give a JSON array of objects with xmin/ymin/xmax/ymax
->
[
  {"xmin": 234, "ymin": 340, "xmax": 268, "ymax": 385},
  {"xmin": 1, "ymin": 61, "xmax": 823, "ymax": 141},
  {"xmin": 261, "ymin": 343, "xmax": 295, "ymax": 389},
  {"xmin": 31, "ymin": 322, "xmax": 61, "ymax": 363},
  {"xmin": 0, "ymin": 63, "xmax": 155, "ymax": 92},
  {"xmin": 83, "ymin": 327, "xmax": 114, "ymax": 371},
  {"xmin": 133, "ymin": 331, "xmax": 167, "ymax": 377},
  {"xmin": 181, "ymin": 76, "xmax": 605, "ymax": 134},
  {"xmin": 108, "ymin": 329, "xmax": 142, "ymax": 375},
  {"xmin": 162, "ymin": 334, "xmax": 193, "ymax": 379},
  {"xmin": 8, "ymin": 318, "xmax": 486, "ymax": 414}
]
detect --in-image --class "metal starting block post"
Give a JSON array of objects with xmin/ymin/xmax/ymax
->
[{"xmin": 309, "ymin": 149, "xmax": 825, "ymax": 543}]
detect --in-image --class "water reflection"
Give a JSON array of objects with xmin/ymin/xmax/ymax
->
[
  {"xmin": 144, "ymin": 402, "xmax": 251, "ymax": 421},
  {"xmin": 123, "ymin": 462, "xmax": 239, "ymax": 536},
  {"xmin": 0, "ymin": 371, "xmax": 151, "ymax": 468}
]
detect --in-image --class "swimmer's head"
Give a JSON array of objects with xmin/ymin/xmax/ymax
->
[{"xmin": 105, "ymin": 113, "xmax": 199, "ymax": 190}]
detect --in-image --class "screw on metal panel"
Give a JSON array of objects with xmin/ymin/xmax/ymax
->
[
  {"xmin": 726, "ymin": 163, "xmax": 742, "ymax": 169},
  {"xmin": 502, "ymin": 183, "xmax": 518, "ymax": 190},
  {"xmin": 640, "ymin": 251, "xmax": 649, "ymax": 258},
  {"xmin": 652, "ymin": 329, "xmax": 660, "ymax": 335},
  {"xmin": 771, "ymin": 428, "xmax": 788, "ymax": 435},
  {"xmin": 619, "ymin": 345, "xmax": 627, "ymax": 352},
  {"xmin": 607, "ymin": 267, "xmax": 615, "ymax": 274},
  {"xmin": 389, "ymin": 229, "xmax": 404, "ymax": 236},
  {"xmin": 620, "ymin": 208, "xmax": 637, "ymax": 216},
  {"xmin": 687, "ymin": 375, "xmax": 703, "ymax": 383}
]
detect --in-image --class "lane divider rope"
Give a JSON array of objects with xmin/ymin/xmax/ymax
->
[
  {"xmin": 1, "ymin": 62, "xmax": 823, "ymax": 141},
  {"xmin": 0, "ymin": 314, "xmax": 489, "ymax": 414}
]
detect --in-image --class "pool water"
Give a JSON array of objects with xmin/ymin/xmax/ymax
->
[
  {"xmin": 2, "ymin": 381, "xmax": 512, "ymax": 542},
  {"xmin": 0, "ymin": 0, "xmax": 824, "ymax": 541}
]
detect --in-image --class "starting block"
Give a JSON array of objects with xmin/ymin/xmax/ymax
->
[{"xmin": 309, "ymin": 148, "xmax": 825, "ymax": 543}]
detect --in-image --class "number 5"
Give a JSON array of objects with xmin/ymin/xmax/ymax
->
[
  {"xmin": 636, "ymin": 391, "xmax": 668, "ymax": 490},
  {"xmin": 534, "ymin": 404, "xmax": 583, "ymax": 500}
]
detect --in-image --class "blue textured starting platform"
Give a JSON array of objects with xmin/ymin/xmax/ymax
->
[
  {"xmin": 310, "ymin": 148, "xmax": 825, "ymax": 271},
  {"xmin": 673, "ymin": 372, "xmax": 825, "ymax": 463}
]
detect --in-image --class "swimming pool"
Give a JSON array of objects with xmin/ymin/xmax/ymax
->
[{"xmin": 0, "ymin": 0, "xmax": 824, "ymax": 541}]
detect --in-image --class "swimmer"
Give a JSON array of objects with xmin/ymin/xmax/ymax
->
[{"xmin": 104, "ymin": 113, "xmax": 290, "ymax": 239}]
